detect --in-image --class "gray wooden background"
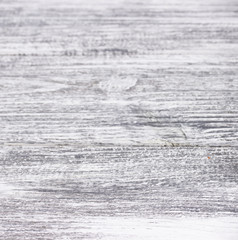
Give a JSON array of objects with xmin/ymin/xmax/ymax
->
[{"xmin": 0, "ymin": 0, "xmax": 238, "ymax": 239}]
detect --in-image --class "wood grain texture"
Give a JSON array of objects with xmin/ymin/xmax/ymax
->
[{"xmin": 0, "ymin": 0, "xmax": 238, "ymax": 239}]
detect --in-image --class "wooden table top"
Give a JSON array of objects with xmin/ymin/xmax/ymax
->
[{"xmin": 0, "ymin": 0, "xmax": 237, "ymax": 239}]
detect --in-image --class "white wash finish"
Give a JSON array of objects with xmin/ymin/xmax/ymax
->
[{"xmin": 0, "ymin": 0, "xmax": 238, "ymax": 239}]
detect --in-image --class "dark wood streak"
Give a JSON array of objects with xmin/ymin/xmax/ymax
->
[{"xmin": 0, "ymin": 0, "xmax": 238, "ymax": 239}]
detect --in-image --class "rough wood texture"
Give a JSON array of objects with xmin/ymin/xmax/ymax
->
[{"xmin": 0, "ymin": 0, "xmax": 238, "ymax": 239}]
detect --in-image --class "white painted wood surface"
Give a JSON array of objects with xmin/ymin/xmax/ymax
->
[{"xmin": 0, "ymin": 0, "xmax": 238, "ymax": 239}]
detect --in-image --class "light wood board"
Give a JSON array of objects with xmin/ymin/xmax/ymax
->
[{"xmin": 0, "ymin": 0, "xmax": 238, "ymax": 239}]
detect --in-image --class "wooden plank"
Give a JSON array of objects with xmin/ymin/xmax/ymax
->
[
  {"xmin": 0, "ymin": 146, "xmax": 238, "ymax": 239},
  {"xmin": 0, "ymin": 0, "xmax": 238, "ymax": 147}
]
